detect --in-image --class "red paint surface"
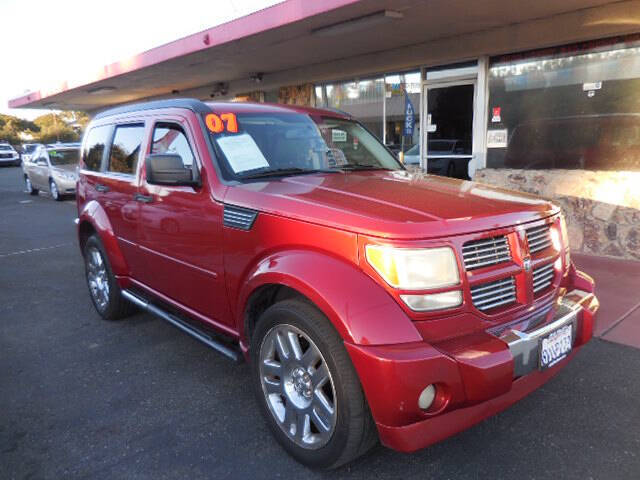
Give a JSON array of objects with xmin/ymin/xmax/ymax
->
[{"xmin": 76, "ymin": 102, "xmax": 598, "ymax": 452}]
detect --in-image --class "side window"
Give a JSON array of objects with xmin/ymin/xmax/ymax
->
[
  {"xmin": 83, "ymin": 125, "xmax": 111, "ymax": 171},
  {"xmin": 151, "ymin": 123, "xmax": 195, "ymax": 167},
  {"xmin": 108, "ymin": 124, "xmax": 145, "ymax": 175}
]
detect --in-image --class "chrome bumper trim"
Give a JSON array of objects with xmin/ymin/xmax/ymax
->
[{"xmin": 500, "ymin": 289, "xmax": 592, "ymax": 378}]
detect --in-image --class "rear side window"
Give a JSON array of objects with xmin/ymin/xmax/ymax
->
[
  {"xmin": 151, "ymin": 124, "xmax": 195, "ymax": 167},
  {"xmin": 82, "ymin": 126, "xmax": 111, "ymax": 171},
  {"xmin": 108, "ymin": 124, "xmax": 145, "ymax": 175}
]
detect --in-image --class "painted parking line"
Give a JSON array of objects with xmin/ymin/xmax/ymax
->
[{"xmin": 0, "ymin": 242, "xmax": 73, "ymax": 258}]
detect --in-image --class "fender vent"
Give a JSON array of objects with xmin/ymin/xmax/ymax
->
[{"xmin": 223, "ymin": 205, "xmax": 258, "ymax": 230}]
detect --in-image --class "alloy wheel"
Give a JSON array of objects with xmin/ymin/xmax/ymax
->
[
  {"xmin": 259, "ymin": 324, "xmax": 337, "ymax": 449},
  {"xmin": 86, "ymin": 246, "xmax": 110, "ymax": 311}
]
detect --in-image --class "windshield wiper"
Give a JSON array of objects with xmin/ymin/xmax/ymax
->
[{"xmin": 240, "ymin": 167, "xmax": 340, "ymax": 180}]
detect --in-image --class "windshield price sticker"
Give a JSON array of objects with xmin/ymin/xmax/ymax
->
[
  {"xmin": 206, "ymin": 113, "xmax": 239, "ymax": 133},
  {"xmin": 216, "ymin": 133, "xmax": 269, "ymax": 173}
]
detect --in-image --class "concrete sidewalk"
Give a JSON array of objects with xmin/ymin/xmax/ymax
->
[{"xmin": 573, "ymin": 253, "xmax": 640, "ymax": 349}]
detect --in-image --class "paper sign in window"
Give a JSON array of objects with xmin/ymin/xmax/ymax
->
[{"xmin": 217, "ymin": 133, "xmax": 269, "ymax": 173}]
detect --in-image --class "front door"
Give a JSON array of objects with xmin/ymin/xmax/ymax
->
[
  {"xmin": 134, "ymin": 116, "xmax": 231, "ymax": 328},
  {"xmin": 423, "ymin": 81, "xmax": 475, "ymax": 179}
]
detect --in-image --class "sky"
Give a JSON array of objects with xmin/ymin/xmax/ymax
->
[{"xmin": 0, "ymin": 0, "xmax": 284, "ymax": 119}]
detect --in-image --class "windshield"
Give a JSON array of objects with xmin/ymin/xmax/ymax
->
[
  {"xmin": 0, "ymin": 145, "xmax": 12, "ymax": 151},
  {"xmin": 207, "ymin": 112, "xmax": 402, "ymax": 179},
  {"xmin": 48, "ymin": 148, "xmax": 80, "ymax": 166},
  {"xmin": 24, "ymin": 145, "xmax": 38, "ymax": 154}
]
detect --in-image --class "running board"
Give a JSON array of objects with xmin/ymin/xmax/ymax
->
[{"xmin": 121, "ymin": 289, "xmax": 242, "ymax": 363}]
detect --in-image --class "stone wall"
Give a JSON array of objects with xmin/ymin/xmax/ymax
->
[{"xmin": 474, "ymin": 169, "xmax": 640, "ymax": 260}]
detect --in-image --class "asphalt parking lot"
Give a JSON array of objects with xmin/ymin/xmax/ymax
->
[{"xmin": 1, "ymin": 165, "xmax": 639, "ymax": 479}]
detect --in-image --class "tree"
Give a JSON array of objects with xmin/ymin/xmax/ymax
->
[
  {"xmin": 0, "ymin": 114, "xmax": 39, "ymax": 146},
  {"xmin": 33, "ymin": 112, "xmax": 82, "ymax": 144}
]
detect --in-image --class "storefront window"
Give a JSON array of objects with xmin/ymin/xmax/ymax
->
[
  {"xmin": 321, "ymin": 77, "xmax": 385, "ymax": 142},
  {"xmin": 384, "ymin": 72, "xmax": 420, "ymax": 154},
  {"xmin": 487, "ymin": 39, "xmax": 640, "ymax": 171},
  {"xmin": 317, "ymin": 71, "xmax": 421, "ymax": 155}
]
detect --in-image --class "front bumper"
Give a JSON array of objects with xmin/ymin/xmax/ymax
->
[
  {"xmin": 54, "ymin": 177, "xmax": 78, "ymax": 194},
  {"xmin": 345, "ymin": 268, "xmax": 598, "ymax": 453},
  {"xmin": 0, "ymin": 156, "xmax": 20, "ymax": 165}
]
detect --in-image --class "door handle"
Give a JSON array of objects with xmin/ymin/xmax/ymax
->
[
  {"xmin": 134, "ymin": 193, "xmax": 153, "ymax": 204},
  {"xmin": 95, "ymin": 183, "xmax": 110, "ymax": 193}
]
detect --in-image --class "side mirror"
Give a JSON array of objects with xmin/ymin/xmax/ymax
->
[{"xmin": 145, "ymin": 154, "xmax": 199, "ymax": 186}]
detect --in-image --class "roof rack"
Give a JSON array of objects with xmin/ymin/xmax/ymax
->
[{"xmin": 93, "ymin": 98, "xmax": 212, "ymax": 120}]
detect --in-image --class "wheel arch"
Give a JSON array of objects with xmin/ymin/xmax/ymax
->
[
  {"xmin": 237, "ymin": 249, "xmax": 422, "ymax": 354},
  {"xmin": 77, "ymin": 200, "xmax": 129, "ymax": 276}
]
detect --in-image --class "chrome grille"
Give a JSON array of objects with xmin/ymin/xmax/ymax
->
[
  {"xmin": 462, "ymin": 236, "xmax": 511, "ymax": 270},
  {"xmin": 470, "ymin": 277, "xmax": 517, "ymax": 311},
  {"xmin": 526, "ymin": 224, "xmax": 552, "ymax": 254},
  {"xmin": 532, "ymin": 263, "xmax": 555, "ymax": 293}
]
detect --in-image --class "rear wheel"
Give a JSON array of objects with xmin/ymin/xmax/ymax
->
[
  {"xmin": 251, "ymin": 299, "xmax": 377, "ymax": 469},
  {"xmin": 25, "ymin": 176, "xmax": 38, "ymax": 195},
  {"xmin": 84, "ymin": 235, "xmax": 135, "ymax": 320}
]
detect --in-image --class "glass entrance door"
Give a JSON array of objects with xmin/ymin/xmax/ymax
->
[{"xmin": 423, "ymin": 81, "xmax": 475, "ymax": 178}]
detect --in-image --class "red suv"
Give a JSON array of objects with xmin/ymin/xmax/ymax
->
[{"xmin": 77, "ymin": 99, "xmax": 599, "ymax": 469}]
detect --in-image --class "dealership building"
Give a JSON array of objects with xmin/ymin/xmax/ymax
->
[{"xmin": 11, "ymin": 0, "xmax": 640, "ymax": 259}]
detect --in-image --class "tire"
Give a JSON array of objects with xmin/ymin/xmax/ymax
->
[
  {"xmin": 251, "ymin": 299, "xmax": 377, "ymax": 469},
  {"xmin": 446, "ymin": 162, "xmax": 456, "ymax": 178},
  {"xmin": 25, "ymin": 176, "xmax": 38, "ymax": 195},
  {"xmin": 50, "ymin": 179, "xmax": 63, "ymax": 201},
  {"xmin": 84, "ymin": 235, "xmax": 135, "ymax": 320}
]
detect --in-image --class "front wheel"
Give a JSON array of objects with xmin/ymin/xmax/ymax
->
[
  {"xmin": 84, "ymin": 235, "xmax": 135, "ymax": 320},
  {"xmin": 251, "ymin": 299, "xmax": 377, "ymax": 469},
  {"xmin": 50, "ymin": 180, "xmax": 62, "ymax": 201}
]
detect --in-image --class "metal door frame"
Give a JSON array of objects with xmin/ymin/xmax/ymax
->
[{"xmin": 419, "ymin": 58, "xmax": 488, "ymax": 177}]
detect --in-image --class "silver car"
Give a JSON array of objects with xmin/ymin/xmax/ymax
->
[{"xmin": 23, "ymin": 145, "xmax": 80, "ymax": 200}]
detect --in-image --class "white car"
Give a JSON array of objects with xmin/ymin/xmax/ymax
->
[{"xmin": 0, "ymin": 143, "xmax": 20, "ymax": 166}]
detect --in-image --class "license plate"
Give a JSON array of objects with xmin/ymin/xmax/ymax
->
[{"xmin": 539, "ymin": 324, "xmax": 573, "ymax": 370}]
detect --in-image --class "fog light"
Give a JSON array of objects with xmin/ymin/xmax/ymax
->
[
  {"xmin": 418, "ymin": 384, "xmax": 436, "ymax": 410},
  {"xmin": 400, "ymin": 290, "xmax": 462, "ymax": 311}
]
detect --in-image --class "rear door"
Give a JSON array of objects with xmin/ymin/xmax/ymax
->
[
  {"xmin": 134, "ymin": 114, "xmax": 230, "ymax": 327},
  {"xmin": 79, "ymin": 122, "xmax": 141, "ymax": 271},
  {"xmin": 99, "ymin": 122, "xmax": 146, "ymax": 270}
]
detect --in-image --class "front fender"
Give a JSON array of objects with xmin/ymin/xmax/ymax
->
[
  {"xmin": 78, "ymin": 200, "xmax": 129, "ymax": 276},
  {"xmin": 237, "ymin": 249, "xmax": 422, "ymax": 346}
]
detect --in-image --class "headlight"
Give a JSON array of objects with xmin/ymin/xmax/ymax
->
[{"xmin": 365, "ymin": 245, "xmax": 460, "ymax": 290}]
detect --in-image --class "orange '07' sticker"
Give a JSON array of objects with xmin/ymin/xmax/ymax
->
[{"xmin": 205, "ymin": 113, "xmax": 238, "ymax": 133}]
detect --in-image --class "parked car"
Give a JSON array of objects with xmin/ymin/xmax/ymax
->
[
  {"xmin": 402, "ymin": 140, "xmax": 472, "ymax": 178},
  {"xmin": 23, "ymin": 144, "xmax": 80, "ymax": 200},
  {"xmin": 77, "ymin": 99, "xmax": 598, "ymax": 469},
  {"xmin": 0, "ymin": 142, "xmax": 21, "ymax": 166}
]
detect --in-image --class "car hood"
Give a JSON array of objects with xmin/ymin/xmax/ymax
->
[
  {"xmin": 52, "ymin": 164, "xmax": 78, "ymax": 174},
  {"xmin": 223, "ymin": 170, "xmax": 559, "ymax": 240}
]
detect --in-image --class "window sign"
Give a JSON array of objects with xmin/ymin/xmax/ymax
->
[
  {"xmin": 332, "ymin": 129, "xmax": 347, "ymax": 142},
  {"xmin": 217, "ymin": 133, "xmax": 269, "ymax": 173}
]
